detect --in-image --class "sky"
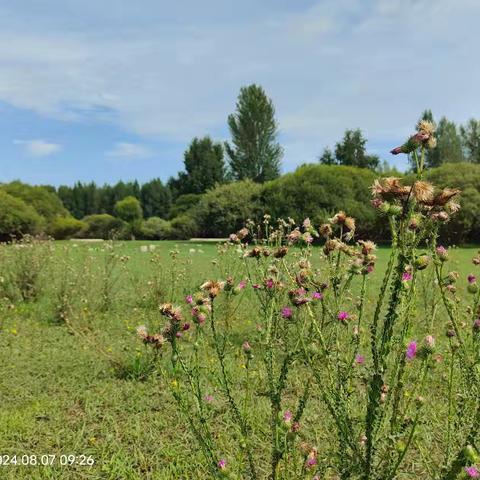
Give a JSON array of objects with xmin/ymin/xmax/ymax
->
[{"xmin": 0, "ymin": 0, "xmax": 479, "ymax": 187}]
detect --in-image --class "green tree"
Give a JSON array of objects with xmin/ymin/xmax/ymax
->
[
  {"xmin": 0, "ymin": 190, "xmax": 43, "ymax": 239},
  {"xmin": 140, "ymin": 179, "xmax": 172, "ymax": 218},
  {"xmin": 334, "ymin": 129, "xmax": 379, "ymax": 170},
  {"xmin": 460, "ymin": 118, "xmax": 480, "ymax": 163},
  {"xmin": 3, "ymin": 181, "xmax": 68, "ymax": 223},
  {"xmin": 261, "ymin": 164, "xmax": 379, "ymax": 238},
  {"xmin": 318, "ymin": 147, "xmax": 336, "ymax": 165},
  {"xmin": 195, "ymin": 180, "xmax": 263, "ymax": 237},
  {"xmin": 114, "ymin": 196, "xmax": 142, "ymax": 223},
  {"xmin": 426, "ymin": 117, "xmax": 464, "ymax": 167},
  {"xmin": 182, "ymin": 137, "xmax": 225, "ymax": 194},
  {"xmin": 225, "ymin": 84, "xmax": 283, "ymax": 182}
]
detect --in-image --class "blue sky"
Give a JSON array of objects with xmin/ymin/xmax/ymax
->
[{"xmin": 0, "ymin": 0, "xmax": 479, "ymax": 186}]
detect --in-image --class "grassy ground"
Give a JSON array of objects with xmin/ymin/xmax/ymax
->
[{"xmin": 0, "ymin": 241, "xmax": 478, "ymax": 479}]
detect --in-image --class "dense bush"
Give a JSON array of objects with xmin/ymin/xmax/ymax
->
[
  {"xmin": 80, "ymin": 214, "xmax": 126, "ymax": 239},
  {"xmin": 425, "ymin": 162, "xmax": 480, "ymax": 243},
  {"xmin": 168, "ymin": 193, "xmax": 202, "ymax": 219},
  {"xmin": 140, "ymin": 217, "xmax": 173, "ymax": 240},
  {"xmin": 170, "ymin": 215, "xmax": 198, "ymax": 239},
  {"xmin": 2, "ymin": 181, "xmax": 68, "ymax": 224},
  {"xmin": 261, "ymin": 165, "xmax": 381, "ymax": 239},
  {"xmin": 195, "ymin": 180, "xmax": 262, "ymax": 237},
  {"xmin": 0, "ymin": 190, "xmax": 43, "ymax": 240},
  {"xmin": 49, "ymin": 216, "xmax": 86, "ymax": 240}
]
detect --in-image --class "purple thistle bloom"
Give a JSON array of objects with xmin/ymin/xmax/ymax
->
[
  {"xmin": 355, "ymin": 354, "xmax": 365, "ymax": 365},
  {"xmin": 283, "ymin": 410, "xmax": 293, "ymax": 423},
  {"xmin": 312, "ymin": 291, "xmax": 323, "ymax": 300},
  {"xmin": 465, "ymin": 466, "xmax": 480, "ymax": 478},
  {"xmin": 474, "ymin": 319, "xmax": 480, "ymax": 331},
  {"xmin": 238, "ymin": 280, "xmax": 247, "ymax": 290},
  {"xmin": 252, "ymin": 284, "xmax": 261, "ymax": 289},
  {"xmin": 265, "ymin": 278, "xmax": 275, "ymax": 289},
  {"xmin": 281, "ymin": 306, "xmax": 293, "ymax": 319},
  {"xmin": 406, "ymin": 341, "xmax": 417, "ymax": 360},
  {"xmin": 468, "ymin": 274, "xmax": 477, "ymax": 284},
  {"xmin": 402, "ymin": 271, "xmax": 412, "ymax": 282},
  {"xmin": 185, "ymin": 295, "xmax": 193, "ymax": 304},
  {"xmin": 337, "ymin": 311, "xmax": 350, "ymax": 322},
  {"xmin": 217, "ymin": 459, "xmax": 227, "ymax": 470},
  {"xmin": 305, "ymin": 457, "xmax": 317, "ymax": 469},
  {"xmin": 204, "ymin": 394, "xmax": 214, "ymax": 403}
]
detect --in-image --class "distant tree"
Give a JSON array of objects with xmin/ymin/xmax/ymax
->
[
  {"xmin": 195, "ymin": 180, "xmax": 263, "ymax": 237},
  {"xmin": 183, "ymin": 137, "xmax": 225, "ymax": 194},
  {"xmin": 140, "ymin": 178, "xmax": 172, "ymax": 218},
  {"xmin": 425, "ymin": 117, "xmax": 464, "ymax": 167},
  {"xmin": 334, "ymin": 129, "xmax": 379, "ymax": 170},
  {"xmin": 0, "ymin": 190, "xmax": 43, "ymax": 239},
  {"xmin": 460, "ymin": 118, "xmax": 480, "ymax": 163},
  {"xmin": 114, "ymin": 196, "xmax": 142, "ymax": 223},
  {"xmin": 225, "ymin": 84, "xmax": 283, "ymax": 182},
  {"xmin": 318, "ymin": 147, "xmax": 336, "ymax": 165},
  {"xmin": 3, "ymin": 181, "xmax": 69, "ymax": 225}
]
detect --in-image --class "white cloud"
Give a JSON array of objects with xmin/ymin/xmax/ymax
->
[
  {"xmin": 13, "ymin": 139, "xmax": 61, "ymax": 157},
  {"xmin": 1, "ymin": 0, "xmax": 480, "ymax": 171},
  {"xmin": 106, "ymin": 142, "xmax": 151, "ymax": 159}
]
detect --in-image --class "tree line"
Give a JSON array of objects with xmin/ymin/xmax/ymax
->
[{"xmin": 2, "ymin": 83, "xmax": 480, "ymax": 243}]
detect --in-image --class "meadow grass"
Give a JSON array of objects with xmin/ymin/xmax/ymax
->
[{"xmin": 0, "ymin": 240, "xmax": 479, "ymax": 479}]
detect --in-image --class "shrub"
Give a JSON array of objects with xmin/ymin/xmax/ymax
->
[
  {"xmin": 426, "ymin": 162, "xmax": 480, "ymax": 243},
  {"xmin": 0, "ymin": 190, "xmax": 44, "ymax": 240},
  {"xmin": 50, "ymin": 216, "xmax": 86, "ymax": 240},
  {"xmin": 261, "ymin": 164, "xmax": 380, "ymax": 239},
  {"xmin": 140, "ymin": 217, "xmax": 173, "ymax": 240},
  {"xmin": 114, "ymin": 196, "xmax": 143, "ymax": 223},
  {"xmin": 2, "ymin": 181, "xmax": 68, "ymax": 224},
  {"xmin": 168, "ymin": 193, "xmax": 202, "ymax": 219},
  {"xmin": 170, "ymin": 215, "xmax": 198, "ymax": 239},
  {"xmin": 195, "ymin": 180, "xmax": 262, "ymax": 237},
  {"xmin": 80, "ymin": 214, "xmax": 125, "ymax": 239}
]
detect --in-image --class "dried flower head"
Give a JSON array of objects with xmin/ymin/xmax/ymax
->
[{"xmin": 412, "ymin": 181, "xmax": 434, "ymax": 203}]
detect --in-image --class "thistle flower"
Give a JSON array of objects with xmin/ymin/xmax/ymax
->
[
  {"xmin": 355, "ymin": 354, "xmax": 365, "ymax": 365},
  {"xmin": 273, "ymin": 246, "xmax": 289, "ymax": 258},
  {"xmin": 283, "ymin": 410, "xmax": 293, "ymax": 423},
  {"xmin": 436, "ymin": 245, "xmax": 448, "ymax": 261},
  {"xmin": 319, "ymin": 223, "xmax": 332, "ymax": 238},
  {"xmin": 337, "ymin": 311, "xmax": 350, "ymax": 322},
  {"xmin": 402, "ymin": 271, "xmax": 412, "ymax": 282},
  {"xmin": 473, "ymin": 319, "xmax": 480, "ymax": 331},
  {"xmin": 465, "ymin": 466, "xmax": 479, "ymax": 478},
  {"xmin": 204, "ymin": 394, "xmax": 214, "ymax": 403},
  {"xmin": 217, "ymin": 459, "xmax": 227, "ymax": 470},
  {"xmin": 242, "ymin": 341, "xmax": 252, "ymax": 353},
  {"xmin": 358, "ymin": 240, "xmax": 376, "ymax": 255},
  {"xmin": 236, "ymin": 227, "xmax": 249, "ymax": 240},
  {"xmin": 468, "ymin": 274, "xmax": 477, "ymax": 284},
  {"xmin": 330, "ymin": 211, "xmax": 347, "ymax": 224},
  {"xmin": 238, "ymin": 280, "xmax": 247, "ymax": 290},
  {"xmin": 136, "ymin": 325, "xmax": 148, "ymax": 339},
  {"xmin": 412, "ymin": 181, "xmax": 434, "ymax": 203},
  {"xmin": 185, "ymin": 295, "xmax": 193, "ymax": 304},
  {"xmin": 312, "ymin": 291, "xmax": 323, "ymax": 300},
  {"xmin": 406, "ymin": 341, "xmax": 417, "ymax": 360},
  {"xmin": 287, "ymin": 229, "xmax": 302, "ymax": 244},
  {"xmin": 281, "ymin": 306, "xmax": 293, "ymax": 319},
  {"xmin": 200, "ymin": 280, "xmax": 225, "ymax": 298}
]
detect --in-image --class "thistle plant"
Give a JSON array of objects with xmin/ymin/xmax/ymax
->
[{"xmin": 132, "ymin": 120, "xmax": 480, "ymax": 479}]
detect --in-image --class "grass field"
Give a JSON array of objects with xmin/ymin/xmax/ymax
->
[{"xmin": 0, "ymin": 240, "xmax": 479, "ymax": 479}]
